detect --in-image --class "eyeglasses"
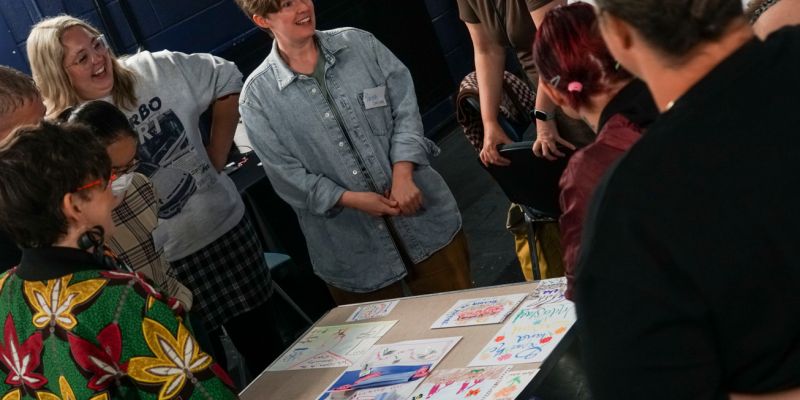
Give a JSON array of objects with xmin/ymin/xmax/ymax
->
[
  {"xmin": 112, "ymin": 157, "xmax": 139, "ymax": 175},
  {"xmin": 74, "ymin": 173, "xmax": 118, "ymax": 192},
  {"xmin": 65, "ymin": 34, "xmax": 109, "ymax": 71}
]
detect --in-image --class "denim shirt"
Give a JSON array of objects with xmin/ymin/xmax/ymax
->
[{"xmin": 239, "ymin": 28, "xmax": 462, "ymax": 292}]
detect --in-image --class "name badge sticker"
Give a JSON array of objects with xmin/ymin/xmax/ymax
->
[{"xmin": 362, "ymin": 86, "xmax": 388, "ymax": 110}]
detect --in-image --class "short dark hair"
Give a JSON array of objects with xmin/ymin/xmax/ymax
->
[
  {"xmin": 0, "ymin": 122, "xmax": 110, "ymax": 247},
  {"xmin": 68, "ymin": 100, "xmax": 138, "ymax": 147},
  {"xmin": 0, "ymin": 66, "xmax": 40, "ymax": 116},
  {"xmin": 595, "ymin": 0, "xmax": 745, "ymax": 59}
]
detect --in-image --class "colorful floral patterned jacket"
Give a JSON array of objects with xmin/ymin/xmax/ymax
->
[{"xmin": 0, "ymin": 247, "xmax": 238, "ymax": 399}]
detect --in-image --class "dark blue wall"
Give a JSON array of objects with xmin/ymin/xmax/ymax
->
[{"xmin": 0, "ymin": 0, "xmax": 474, "ymax": 136}]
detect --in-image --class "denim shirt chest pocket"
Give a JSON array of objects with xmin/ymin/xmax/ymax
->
[{"xmin": 355, "ymin": 87, "xmax": 393, "ymax": 136}]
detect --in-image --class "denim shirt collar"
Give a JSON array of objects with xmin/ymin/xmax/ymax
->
[{"xmin": 267, "ymin": 31, "xmax": 348, "ymax": 91}]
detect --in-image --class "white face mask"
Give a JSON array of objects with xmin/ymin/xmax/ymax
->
[{"xmin": 111, "ymin": 173, "xmax": 134, "ymax": 197}]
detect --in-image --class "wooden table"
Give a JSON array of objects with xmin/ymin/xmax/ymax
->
[{"xmin": 240, "ymin": 281, "xmax": 574, "ymax": 400}]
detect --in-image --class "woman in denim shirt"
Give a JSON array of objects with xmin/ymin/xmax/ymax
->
[{"xmin": 236, "ymin": 0, "xmax": 472, "ymax": 304}]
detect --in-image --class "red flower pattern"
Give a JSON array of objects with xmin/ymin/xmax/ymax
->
[
  {"xmin": 67, "ymin": 323, "xmax": 126, "ymax": 391},
  {"xmin": 0, "ymin": 314, "xmax": 46, "ymax": 390}
]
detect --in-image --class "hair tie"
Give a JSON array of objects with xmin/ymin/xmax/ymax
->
[{"xmin": 567, "ymin": 81, "xmax": 583, "ymax": 93}]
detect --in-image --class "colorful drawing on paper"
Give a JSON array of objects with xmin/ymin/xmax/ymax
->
[
  {"xmin": 317, "ymin": 337, "xmax": 462, "ymax": 400},
  {"xmin": 430, "ymin": 294, "xmax": 527, "ymax": 329},
  {"xmin": 267, "ymin": 320, "xmax": 397, "ymax": 371},
  {"xmin": 408, "ymin": 366, "xmax": 511, "ymax": 400},
  {"xmin": 469, "ymin": 300, "xmax": 576, "ymax": 366},
  {"xmin": 346, "ymin": 300, "xmax": 400, "ymax": 322},
  {"xmin": 329, "ymin": 380, "xmax": 421, "ymax": 400},
  {"xmin": 485, "ymin": 369, "xmax": 539, "ymax": 400},
  {"xmin": 527, "ymin": 277, "xmax": 567, "ymax": 308}
]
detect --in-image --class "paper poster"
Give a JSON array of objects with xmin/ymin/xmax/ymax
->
[
  {"xmin": 268, "ymin": 321, "xmax": 397, "ymax": 371},
  {"xmin": 528, "ymin": 278, "xmax": 567, "ymax": 308},
  {"xmin": 469, "ymin": 300, "xmax": 576, "ymax": 366},
  {"xmin": 328, "ymin": 381, "xmax": 421, "ymax": 400},
  {"xmin": 317, "ymin": 337, "xmax": 462, "ymax": 400},
  {"xmin": 430, "ymin": 294, "xmax": 527, "ymax": 329},
  {"xmin": 409, "ymin": 366, "xmax": 511, "ymax": 400},
  {"xmin": 346, "ymin": 300, "xmax": 400, "ymax": 322},
  {"xmin": 485, "ymin": 369, "xmax": 539, "ymax": 400}
]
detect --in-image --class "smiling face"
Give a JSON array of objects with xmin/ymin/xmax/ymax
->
[
  {"xmin": 254, "ymin": 0, "xmax": 316, "ymax": 45},
  {"xmin": 60, "ymin": 26, "xmax": 114, "ymax": 101}
]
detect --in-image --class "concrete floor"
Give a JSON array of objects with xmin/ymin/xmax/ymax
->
[{"xmin": 429, "ymin": 125, "xmax": 526, "ymax": 287}]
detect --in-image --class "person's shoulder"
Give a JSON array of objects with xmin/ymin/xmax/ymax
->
[
  {"xmin": 526, "ymin": 0, "xmax": 557, "ymax": 12},
  {"xmin": 121, "ymin": 49, "xmax": 160, "ymax": 64},
  {"xmin": 131, "ymin": 171, "xmax": 150, "ymax": 187},
  {"xmin": 763, "ymin": 25, "xmax": 800, "ymax": 64},
  {"xmin": 318, "ymin": 27, "xmax": 375, "ymax": 51},
  {"xmin": 320, "ymin": 27, "xmax": 373, "ymax": 41},
  {"xmin": 765, "ymin": 25, "xmax": 800, "ymax": 44},
  {"xmin": 120, "ymin": 50, "xmax": 178, "ymax": 74},
  {"xmin": 130, "ymin": 172, "xmax": 158, "ymax": 201},
  {"xmin": 241, "ymin": 56, "xmax": 278, "ymax": 104}
]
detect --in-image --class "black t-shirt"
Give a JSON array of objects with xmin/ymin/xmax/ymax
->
[
  {"xmin": 575, "ymin": 27, "xmax": 800, "ymax": 398},
  {"xmin": 0, "ymin": 231, "xmax": 21, "ymax": 272}
]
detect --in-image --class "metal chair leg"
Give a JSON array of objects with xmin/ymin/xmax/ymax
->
[
  {"xmin": 273, "ymin": 281, "xmax": 313, "ymax": 325},
  {"xmin": 525, "ymin": 213, "xmax": 542, "ymax": 280}
]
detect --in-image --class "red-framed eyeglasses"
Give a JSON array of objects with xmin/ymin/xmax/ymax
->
[{"xmin": 74, "ymin": 173, "xmax": 118, "ymax": 192}]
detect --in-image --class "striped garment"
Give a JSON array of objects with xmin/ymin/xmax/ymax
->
[{"xmin": 108, "ymin": 173, "xmax": 194, "ymax": 310}]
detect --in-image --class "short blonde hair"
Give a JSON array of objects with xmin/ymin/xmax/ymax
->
[{"xmin": 26, "ymin": 15, "xmax": 137, "ymax": 117}]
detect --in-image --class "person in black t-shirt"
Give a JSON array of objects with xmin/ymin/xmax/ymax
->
[
  {"xmin": 577, "ymin": 0, "xmax": 800, "ymax": 398},
  {"xmin": 0, "ymin": 66, "xmax": 47, "ymax": 271}
]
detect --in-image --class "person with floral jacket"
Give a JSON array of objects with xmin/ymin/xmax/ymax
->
[{"xmin": 0, "ymin": 122, "xmax": 237, "ymax": 399}]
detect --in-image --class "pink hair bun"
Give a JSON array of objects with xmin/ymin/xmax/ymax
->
[{"xmin": 567, "ymin": 81, "xmax": 583, "ymax": 93}]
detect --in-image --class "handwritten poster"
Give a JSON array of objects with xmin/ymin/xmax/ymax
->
[
  {"xmin": 485, "ymin": 369, "xmax": 539, "ymax": 400},
  {"xmin": 469, "ymin": 300, "xmax": 575, "ymax": 366},
  {"xmin": 409, "ymin": 366, "xmax": 511, "ymax": 400},
  {"xmin": 430, "ymin": 294, "xmax": 527, "ymax": 329},
  {"xmin": 317, "ymin": 337, "xmax": 462, "ymax": 400},
  {"xmin": 346, "ymin": 300, "xmax": 400, "ymax": 322},
  {"xmin": 527, "ymin": 278, "xmax": 567, "ymax": 308},
  {"xmin": 268, "ymin": 321, "xmax": 397, "ymax": 371}
]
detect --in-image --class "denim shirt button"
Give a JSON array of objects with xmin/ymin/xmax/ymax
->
[
  {"xmin": 377, "ymin": 223, "xmax": 384, "ymax": 230},
  {"xmin": 325, "ymin": 112, "xmax": 331, "ymax": 118},
  {"xmin": 311, "ymin": 88, "xmax": 317, "ymax": 94},
  {"xmin": 339, "ymin": 141, "xmax": 345, "ymax": 147},
  {"xmin": 352, "ymin": 170, "xmax": 358, "ymax": 175}
]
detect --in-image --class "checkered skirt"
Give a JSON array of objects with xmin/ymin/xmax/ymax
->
[{"xmin": 170, "ymin": 213, "xmax": 273, "ymax": 329}]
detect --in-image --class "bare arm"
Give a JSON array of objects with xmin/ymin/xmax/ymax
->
[
  {"xmin": 530, "ymin": 0, "xmax": 576, "ymax": 159},
  {"xmin": 206, "ymin": 93, "xmax": 240, "ymax": 172},
  {"xmin": 529, "ymin": 0, "xmax": 564, "ymax": 28},
  {"xmin": 465, "ymin": 21, "xmax": 513, "ymax": 166}
]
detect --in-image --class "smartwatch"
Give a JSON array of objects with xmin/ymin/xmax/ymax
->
[{"xmin": 533, "ymin": 109, "xmax": 556, "ymax": 121}]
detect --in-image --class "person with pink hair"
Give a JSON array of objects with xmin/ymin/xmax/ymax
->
[{"xmin": 532, "ymin": 2, "xmax": 657, "ymax": 299}]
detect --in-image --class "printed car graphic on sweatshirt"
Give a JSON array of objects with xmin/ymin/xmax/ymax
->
[{"xmin": 133, "ymin": 109, "xmax": 201, "ymax": 219}]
